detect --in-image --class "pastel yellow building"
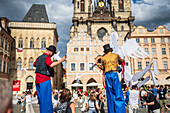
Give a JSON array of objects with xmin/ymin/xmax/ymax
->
[
  {"xmin": 8, "ymin": 4, "xmax": 58, "ymax": 94},
  {"xmin": 131, "ymin": 25, "xmax": 170, "ymax": 85}
]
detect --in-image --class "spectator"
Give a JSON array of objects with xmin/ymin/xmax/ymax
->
[
  {"xmin": 73, "ymin": 90, "xmax": 79, "ymax": 107},
  {"xmin": 0, "ymin": 79, "xmax": 12, "ymax": 113},
  {"xmin": 22, "ymin": 91, "xmax": 35, "ymax": 113},
  {"xmin": 128, "ymin": 85, "xmax": 140, "ymax": 113},
  {"xmin": 96, "ymin": 88, "xmax": 105, "ymax": 113},
  {"xmin": 157, "ymin": 85, "xmax": 168, "ymax": 113},
  {"xmin": 54, "ymin": 88, "xmax": 75, "ymax": 113},
  {"xmin": 141, "ymin": 90, "xmax": 160, "ymax": 113},
  {"xmin": 53, "ymin": 90, "xmax": 59, "ymax": 107},
  {"xmin": 86, "ymin": 93, "xmax": 100, "ymax": 113},
  {"xmin": 151, "ymin": 85, "xmax": 158, "ymax": 99},
  {"xmin": 21, "ymin": 91, "xmax": 26, "ymax": 112}
]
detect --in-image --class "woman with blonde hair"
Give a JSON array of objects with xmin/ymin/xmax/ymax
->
[{"xmin": 86, "ymin": 93, "xmax": 100, "ymax": 113}]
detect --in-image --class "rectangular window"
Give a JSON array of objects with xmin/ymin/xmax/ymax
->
[
  {"xmin": 136, "ymin": 38, "xmax": 140, "ymax": 43},
  {"xmin": 138, "ymin": 62, "xmax": 142, "ymax": 69},
  {"xmin": 144, "ymin": 38, "xmax": 148, "ymax": 43},
  {"xmin": 151, "ymin": 38, "xmax": 155, "ymax": 43},
  {"xmin": 1, "ymin": 38, "xmax": 4, "ymax": 47},
  {"xmin": 89, "ymin": 63, "xmax": 94, "ymax": 71},
  {"xmin": 168, "ymin": 38, "xmax": 170, "ymax": 43},
  {"xmin": 162, "ymin": 48, "xmax": 166, "ymax": 55},
  {"xmin": 81, "ymin": 48, "xmax": 84, "ymax": 51},
  {"xmin": 145, "ymin": 48, "xmax": 149, "ymax": 54},
  {"xmin": 161, "ymin": 38, "xmax": 165, "ymax": 43},
  {"xmin": 71, "ymin": 63, "xmax": 76, "ymax": 71},
  {"xmin": 7, "ymin": 62, "xmax": 9, "ymax": 73},
  {"xmin": 8, "ymin": 43, "xmax": 11, "ymax": 52},
  {"xmin": 146, "ymin": 61, "xmax": 150, "ymax": 66},
  {"xmin": 80, "ymin": 63, "xmax": 85, "ymax": 71},
  {"xmin": 0, "ymin": 59, "xmax": 2, "ymax": 72},
  {"xmin": 3, "ymin": 61, "xmax": 6, "ymax": 73},
  {"xmin": 152, "ymin": 48, "xmax": 156, "ymax": 55},
  {"xmin": 5, "ymin": 41, "xmax": 7, "ymax": 50},
  {"xmin": 163, "ymin": 61, "xmax": 168, "ymax": 69},
  {"xmin": 86, "ymin": 48, "xmax": 89, "ymax": 51},
  {"xmin": 74, "ymin": 48, "xmax": 78, "ymax": 52}
]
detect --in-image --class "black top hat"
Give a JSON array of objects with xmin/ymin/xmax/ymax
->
[
  {"xmin": 103, "ymin": 44, "xmax": 113, "ymax": 53},
  {"xmin": 46, "ymin": 45, "xmax": 56, "ymax": 53}
]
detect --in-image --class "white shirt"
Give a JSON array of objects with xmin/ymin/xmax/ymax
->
[
  {"xmin": 87, "ymin": 100, "xmax": 98, "ymax": 111},
  {"xmin": 129, "ymin": 89, "xmax": 139, "ymax": 105},
  {"xmin": 26, "ymin": 95, "xmax": 32, "ymax": 103}
]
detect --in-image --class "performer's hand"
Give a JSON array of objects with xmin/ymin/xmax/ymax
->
[
  {"xmin": 143, "ymin": 102, "xmax": 147, "ymax": 105},
  {"xmin": 61, "ymin": 56, "xmax": 66, "ymax": 61}
]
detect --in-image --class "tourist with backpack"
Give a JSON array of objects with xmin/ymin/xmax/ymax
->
[
  {"xmin": 53, "ymin": 88, "xmax": 75, "ymax": 113},
  {"xmin": 86, "ymin": 93, "xmax": 100, "ymax": 113}
]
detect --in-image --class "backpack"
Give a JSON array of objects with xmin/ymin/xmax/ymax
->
[
  {"xmin": 53, "ymin": 101, "xmax": 72, "ymax": 113},
  {"xmin": 54, "ymin": 94, "xmax": 58, "ymax": 100},
  {"xmin": 88, "ymin": 100, "xmax": 98, "ymax": 113}
]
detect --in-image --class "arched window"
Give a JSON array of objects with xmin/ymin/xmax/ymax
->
[
  {"xmin": 41, "ymin": 38, "xmax": 46, "ymax": 48},
  {"xmin": 97, "ymin": 28, "xmax": 107, "ymax": 41},
  {"xmin": 17, "ymin": 58, "xmax": 22, "ymax": 70},
  {"xmin": 81, "ymin": 0, "xmax": 85, "ymax": 11},
  {"xmin": 121, "ymin": 26, "xmax": 124, "ymax": 31},
  {"xmin": 77, "ymin": 2, "xmax": 79, "ymax": 9},
  {"xmin": 30, "ymin": 38, "xmax": 34, "ymax": 48},
  {"xmin": 119, "ymin": 0, "xmax": 124, "ymax": 11},
  {"xmin": 18, "ymin": 37, "xmax": 23, "ymax": 48},
  {"xmin": 29, "ymin": 58, "xmax": 34, "ymax": 69}
]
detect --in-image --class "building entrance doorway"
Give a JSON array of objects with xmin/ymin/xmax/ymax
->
[{"xmin": 27, "ymin": 82, "xmax": 33, "ymax": 89}]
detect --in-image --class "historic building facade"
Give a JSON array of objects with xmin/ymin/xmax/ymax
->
[
  {"xmin": 131, "ymin": 25, "xmax": 170, "ymax": 85},
  {"xmin": 9, "ymin": 4, "xmax": 59, "ymax": 93},
  {"xmin": 0, "ymin": 17, "xmax": 15, "ymax": 80},
  {"xmin": 67, "ymin": 0, "xmax": 134, "ymax": 90}
]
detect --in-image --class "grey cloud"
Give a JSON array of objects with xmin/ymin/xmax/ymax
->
[{"xmin": 132, "ymin": 0, "xmax": 170, "ymax": 30}]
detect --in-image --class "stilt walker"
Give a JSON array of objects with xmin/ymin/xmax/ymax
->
[{"xmin": 96, "ymin": 44, "xmax": 126, "ymax": 113}]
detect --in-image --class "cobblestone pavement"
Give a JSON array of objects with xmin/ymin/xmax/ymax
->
[{"xmin": 13, "ymin": 97, "xmax": 170, "ymax": 113}]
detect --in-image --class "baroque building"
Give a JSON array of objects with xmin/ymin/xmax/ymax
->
[
  {"xmin": 0, "ymin": 17, "xmax": 15, "ymax": 80},
  {"xmin": 67, "ymin": 0, "xmax": 134, "ymax": 90},
  {"xmin": 131, "ymin": 25, "xmax": 170, "ymax": 85},
  {"xmin": 9, "ymin": 4, "xmax": 59, "ymax": 94}
]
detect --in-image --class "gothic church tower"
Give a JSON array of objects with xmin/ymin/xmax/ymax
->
[{"xmin": 70, "ymin": 0, "xmax": 134, "ymax": 41}]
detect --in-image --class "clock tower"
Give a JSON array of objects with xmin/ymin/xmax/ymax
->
[{"xmin": 71, "ymin": 0, "xmax": 135, "ymax": 41}]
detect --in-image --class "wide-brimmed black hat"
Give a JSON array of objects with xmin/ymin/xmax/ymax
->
[
  {"xmin": 103, "ymin": 44, "xmax": 113, "ymax": 53},
  {"xmin": 46, "ymin": 45, "xmax": 56, "ymax": 53}
]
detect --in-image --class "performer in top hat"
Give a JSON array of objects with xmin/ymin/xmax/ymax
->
[
  {"xmin": 96, "ymin": 44, "xmax": 126, "ymax": 113},
  {"xmin": 34, "ymin": 45, "xmax": 66, "ymax": 113}
]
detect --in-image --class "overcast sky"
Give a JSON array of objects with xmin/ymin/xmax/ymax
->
[{"xmin": 0, "ymin": 0, "xmax": 170, "ymax": 59}]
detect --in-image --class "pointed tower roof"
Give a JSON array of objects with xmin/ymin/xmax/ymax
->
[{"xmin": 22, "ymin": 4, "xmax": 49, "ymax": 23}]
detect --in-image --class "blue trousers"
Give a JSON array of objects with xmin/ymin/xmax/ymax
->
[
  {"xmin": 105, "ymin": 72, "xmax": 126, "ymax": 113},
  {"xmin": 36, "ymin": 80, "xmax": 53, "ymax": 113}
]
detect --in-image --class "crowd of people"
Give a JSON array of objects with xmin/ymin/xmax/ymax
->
[
  {"xmin": 52, "ymin": 88, "xmax": 107, "ymax": 113},
  {"xmin": 127, "ymin": 84, "xmax": 170, "ymax": 113}
]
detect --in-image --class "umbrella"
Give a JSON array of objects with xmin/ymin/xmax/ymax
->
[
  {"xmin": 158, "ymin": 79, "xmax": 170, "ymax": 85},
  {"xmin": 68, "ymin": 83, "xmax": 84, "ymax": 87},
  {"xmin": 86, "ymin": 82, "xmax": 102, "ymax": 86}
]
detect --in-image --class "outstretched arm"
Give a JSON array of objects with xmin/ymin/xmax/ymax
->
[{"xmin": 50, "ymin": 56, "xmax": 66, "ymax": 67}]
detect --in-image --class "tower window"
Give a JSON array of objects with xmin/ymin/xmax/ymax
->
[
  {"xmin": 77, "ymin": 2, "xmax": 79, "ymax": 9},
  {"xmin": 121, "ymin": 26, "xmax": 124, "ymax": 31},
  {"xmin": 30, "ymin": 38, "xmax": 34, "ymax": 48},
  {"xmin": 81, "ymin": 48, "xmax": 84, "ymax": 51},
  {"xmin": 18, "ymin": 37, "xmax": 23, "ymax": 48},
  {"xmin": 41, "ymin": 38, "xmax": 46, "ymax": 48},
  {"xmin": 74, "ymin": 48, "xmax": 78, "ymax": 52},
  {"xmin": 119, "ymin": 0, "xmax": 124, "ymax": 11},
  {"xmin": 81, "ymin": 0, "xmax": 85, "ymax": 11}
]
